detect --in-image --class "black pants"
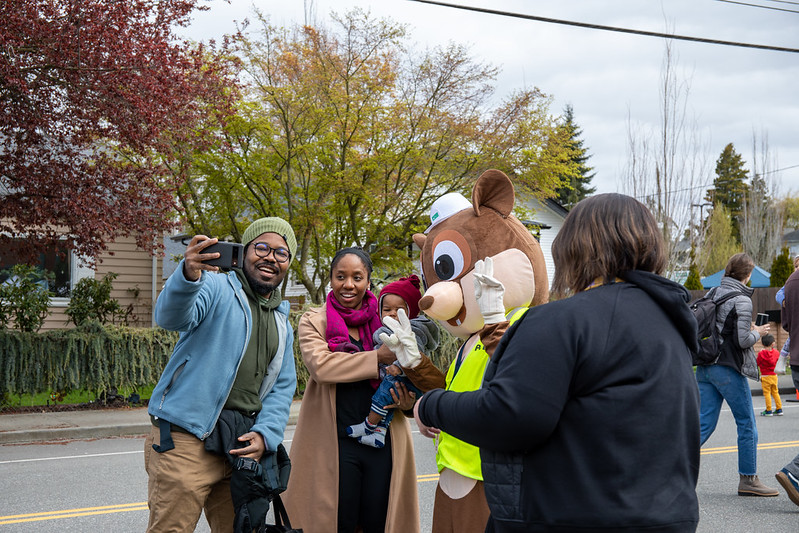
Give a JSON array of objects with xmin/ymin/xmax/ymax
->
[{"xmin": 337, "ymin": 435, "xmax": 393, "ymax": 533}]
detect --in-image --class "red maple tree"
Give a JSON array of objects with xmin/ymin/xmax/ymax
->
[{"xmin": 0, "ymin": 0, "xmax": 236, "ymax": 263}]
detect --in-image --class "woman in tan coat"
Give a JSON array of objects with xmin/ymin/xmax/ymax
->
[{"xmin": 283, "ymin": 247, "xmax": 444, "ymax": 532}]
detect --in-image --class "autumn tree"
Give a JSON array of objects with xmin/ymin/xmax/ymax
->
[
  {"xmin": 179, "ymin": 9, "xmax": 574, "ymax": 302},
  {"xmin": 700, "ymin": 203, "xmax": 741, "ymax": 275},
  {"xmin": 706, "ymin": 143, "xmax": 749, "ymax": 242},
  {"xmin": 0, "ymin": 0, "xmax": 235, "ymax": 263},
  {"xmin": 554, "ymin": 104, "xmax": 595, "ymax": 209}
]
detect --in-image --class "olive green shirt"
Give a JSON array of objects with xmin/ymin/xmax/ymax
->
[{"xmin": 224, "ymin": 269, "xmax": 281, "ymax": 414}]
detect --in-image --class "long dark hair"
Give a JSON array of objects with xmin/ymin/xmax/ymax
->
[{"xmin": 551, "ymin": 193, "xmax": 666, "ymax": 298}]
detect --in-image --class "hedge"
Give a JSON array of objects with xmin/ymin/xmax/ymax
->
[{"xmin": 1, "ymin": 308, "xmax": 459, "ymax": 400}]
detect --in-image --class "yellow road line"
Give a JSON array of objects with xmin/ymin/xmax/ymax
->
[
  {"xmin": 702, "ymin": 440, "xmax": 799, "ymax": 455},
  {"xmin": 0, "ymin": 503, "xmax": 149, "ymax": 525},
  {"xmin": 0, "ymin": 473, "xmax": 442, "ymax": 524}
]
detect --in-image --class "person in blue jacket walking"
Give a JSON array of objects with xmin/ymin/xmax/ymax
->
[{"xmin": 145, "ymin": 217, "xmax": 298, "ymax": 532}]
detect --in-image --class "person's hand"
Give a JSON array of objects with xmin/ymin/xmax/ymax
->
[
  {"xmin": 382, "ymin": 381, "xmax": 416, "ymax": 411},
  {"xmin": 413, "ymin": 398, "xmax": 440, "ymax": 439},
  {"xmin": 229, "ymin": 431, "xmax": 266, "ymax": 461},
  {"xmin": 376, "ymin": 343, "xmax": 397, "ymax": 365},
  {"xmin": 754, "ymin": 324, "xmax": 770, "ymax": 337},
  {"xmin": 380, "ymin": 309, "xmax": 422, "ymax": 369},
  {"xmin": 386, "ymin": 364, "xmax": 402, "ymax": 377},
  {"xmin": 183, "ymin": 235, "xmax": 220, "ymax": 281},
  {"xmin": 473, "ymin": 257, "xmax": 505, "ymax": 325}
]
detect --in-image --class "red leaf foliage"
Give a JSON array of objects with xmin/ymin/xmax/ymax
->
[{"xmin": 1, "ymin": 0, "xmax": 236, "ymax": 263}]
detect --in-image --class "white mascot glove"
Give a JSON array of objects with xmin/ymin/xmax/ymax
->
[
  {"xmin": 473, "ymin": 256, "xmax": 506, "ymax": 325},
  {"xmin": 378, "ymin": 308, "xmax": 422, "ymax": 369}
]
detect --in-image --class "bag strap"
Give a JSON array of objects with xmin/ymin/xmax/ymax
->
[{"xmin": 272, "ymin": 494, "xmax": 292, "ymax": 527}]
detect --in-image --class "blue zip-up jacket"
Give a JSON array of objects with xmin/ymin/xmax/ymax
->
[{"xmin": 148, "ymin": 260, "xmax": 296, "ymax": 452}]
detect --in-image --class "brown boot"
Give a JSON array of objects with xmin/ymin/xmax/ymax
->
[{"xmin": 738, "ymin": 474, "xmax": 779, "ymax": 496}]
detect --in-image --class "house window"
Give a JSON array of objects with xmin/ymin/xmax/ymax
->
[{"xmin": 0, "ymin": 240, "xmax": 80, "ymax": 298}]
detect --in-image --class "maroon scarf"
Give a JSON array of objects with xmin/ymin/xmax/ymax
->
[{"xmin": 325, "ymin": 290, "xmax": 382, "ymax": 354}]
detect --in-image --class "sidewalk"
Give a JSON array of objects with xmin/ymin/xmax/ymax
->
[
  {"xmin": 1, "ymin": 374, "xmax": 796, "ymax": 445},
  {"xmin": 0, "ymin": 400, "xmax": 302, "ymax": 445}
]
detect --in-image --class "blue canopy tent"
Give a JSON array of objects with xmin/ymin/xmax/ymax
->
[{"xmin": 701, "ymin": 265, "xmax": 771, "ymax": 289}]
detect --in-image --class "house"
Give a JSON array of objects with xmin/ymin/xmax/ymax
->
[
  {"xmin": 518, "ymin": 196, "xmax": 569, "ymax": 287},
  {"xmin": 1, "ymin": 236, "xmax": 164, "ymax": 332},
  {"xmin": 783, "ymin": 229, "xmax": 799, "ymax": 258}
]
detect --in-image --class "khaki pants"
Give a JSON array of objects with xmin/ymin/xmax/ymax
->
[{"xmin": 144, "ymin": 425, "xmax": 234, "ymax": 532}]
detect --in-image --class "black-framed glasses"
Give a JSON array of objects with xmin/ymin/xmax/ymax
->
[{"xmin": 253, "ymin": 242, "xmax": 291, "ymax": 263}]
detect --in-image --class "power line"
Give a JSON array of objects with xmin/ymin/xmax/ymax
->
[
  {"xmin": 762, "ymin": 0, "xmax": 799, "ymax": 5},
  {"xmin": 406, "ymin": 0, "xmax": 799, "ymax": 53},
  {"xmin": 715, "ymin": 0, "xmax": 799, "ymax": 14}
]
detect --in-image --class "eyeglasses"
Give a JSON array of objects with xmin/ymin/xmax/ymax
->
[{"xmin": 253, "ymin": 242, "xmax": 291, "ymax": 263}]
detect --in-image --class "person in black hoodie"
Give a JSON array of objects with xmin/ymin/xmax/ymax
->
[{"xmin": 414, "ymin": 193, "xmax": 700, "ymax": 532}]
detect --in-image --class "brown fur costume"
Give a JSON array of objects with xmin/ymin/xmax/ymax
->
[{"xmin": 412, "ymin": 169, "xmax": 548, "ymax": 533}]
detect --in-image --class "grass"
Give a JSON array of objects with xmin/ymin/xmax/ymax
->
[{"xmin": 2, "ymin": 385, "xmax": 155, "ymax": 409}]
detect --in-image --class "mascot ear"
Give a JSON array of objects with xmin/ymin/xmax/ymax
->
[
  {"xmin": 472, "ymin": 169, "xmax": 515, "ymax": 217},
  {"xmin": 413, "ymin": 233, "xmax": 427, "ymax": 249}
]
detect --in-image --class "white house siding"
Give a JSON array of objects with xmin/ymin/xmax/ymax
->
[{"xmin": 519, "ymin": 197, "xmax": 568, "ymax": 290}]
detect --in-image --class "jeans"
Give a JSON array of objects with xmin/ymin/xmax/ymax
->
[
  {"xmin": 696, "ymin": 364, "xmax": 758, "ymax": 475},
  {"xmin": 371, "ymin": 374, "xmax": 423, "ymax": 426}
]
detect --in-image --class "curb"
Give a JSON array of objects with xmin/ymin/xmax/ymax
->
[{"xmin": 0, "ymin": 402, "xmax": 301, "ymax": 445}]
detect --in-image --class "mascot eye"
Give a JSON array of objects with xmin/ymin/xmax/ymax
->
[{"xmin": 433, "ymin": 240, "xmax": 466, "ymax": 281}]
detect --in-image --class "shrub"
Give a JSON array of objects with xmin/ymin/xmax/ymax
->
[
  {"xmin": 66, "ymin": 272, "xmax": 130, "ymax": 326},
  {"xmin": 684, "ymin": 263, "xmax": 704, "ymax": 291},
  {"xmin": 0, "ymin": 264, "xmax": 52, "ymax": 332},
  {"xmin": 770, "ymin": 247, "xmax": 793, "ymax": 288}
]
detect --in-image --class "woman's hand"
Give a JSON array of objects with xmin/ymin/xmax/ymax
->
[
  {"xmin": 754, "ymin": 323, "xmax": 770, "ymax": 337},
  {"xmin": 376, "ymin": 343, "xmax": 397, "ymax": 365},
  {"xmin": 229, "ymin": 431, "xmax": 266, "ymax": 462},
  {"xmin": 413, "ymin": 398, "xmax": 440, "ymax": 439},
  {"xmin": 382, "ymin": 381, "xmax": 416, "ymax": 411}
]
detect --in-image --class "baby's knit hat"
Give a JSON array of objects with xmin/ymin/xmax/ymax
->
[
  {"xmin": 379, "ymin": 275, "xmax": 423, "ymax": 319},
  {"xmin": 241, "ymin": 217, "xmax": 297, "ymax": 259}
]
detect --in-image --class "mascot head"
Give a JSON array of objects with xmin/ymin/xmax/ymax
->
[{"xmin": 413, "ymin": 169, "xmax": 549, "ymax": 338}]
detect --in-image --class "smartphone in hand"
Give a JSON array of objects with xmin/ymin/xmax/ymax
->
[
  {"xmin": 201, "ymin": 242, "xmax": 244, "ymax": 270},
  {"xmin": 755, "ymin": 313, "xmax": 769, "ymax": 327}
]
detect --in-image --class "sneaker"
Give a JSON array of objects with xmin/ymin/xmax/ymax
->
[
  {"xmin": 761, "ymin": 410, "xmax": 773, "ymax": 416},
  {"xmin": 738, "ymin": 474, "xmax": 779, "ymax": 497},
  {"xmin": 776, "ymin": 469, "xmax": 799, "ymax": 507},
  {"xmin": 775, "ymin": 409, "xmax": 784, "ymax": 416}
]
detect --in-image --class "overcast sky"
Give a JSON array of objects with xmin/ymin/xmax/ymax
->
[{"xmin": 182, "ymin": 0, "xmax": 799, "ymax": 201}]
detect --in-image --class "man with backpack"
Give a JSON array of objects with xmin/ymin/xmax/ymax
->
[{"xmin": 694, "ymin": 253, "xmax": 778, "ymax": 497}]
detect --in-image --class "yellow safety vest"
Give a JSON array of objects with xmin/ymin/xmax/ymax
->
[{"xmin": 435, "ymin": 308, "xmax": 528, "ymax": 480}]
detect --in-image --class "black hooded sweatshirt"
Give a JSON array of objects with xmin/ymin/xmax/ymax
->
[{"xmin": 419, "ymin": 270, "xmax": 700, "ymax": 532}]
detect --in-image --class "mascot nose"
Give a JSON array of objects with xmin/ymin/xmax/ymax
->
[{"xmin": 419, "ymin": 281, "xmax": 464, "ymax": 321}]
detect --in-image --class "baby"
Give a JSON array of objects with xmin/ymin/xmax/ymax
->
[{"xmin": 346, "ymin": 275, "xmax": 439, "ymax": 448}]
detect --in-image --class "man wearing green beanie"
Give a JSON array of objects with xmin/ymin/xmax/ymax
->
[{"xmin": 146, "ymin": 217, "xmax": 298, "ymax": 532}]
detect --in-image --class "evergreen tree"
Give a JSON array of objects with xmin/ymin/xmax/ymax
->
[
  {"xmin": 770, "ymin": 247, "xmax": 793, "ymax": 287},
  {"xmin": 684, "ymin": 263, "xmax": 703, "ymax": 290},
  {"xmin": 554, "ymin": 104, "xmax": 596, "ymax": 209},
  {"xmin": 705, "ymin": 143, "xmax": 749, "ymax": 242}
]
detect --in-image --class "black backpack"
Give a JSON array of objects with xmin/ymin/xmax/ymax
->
[{"xmin": 690, "ymin": 288, "xmax": 740, "ymax": 366}]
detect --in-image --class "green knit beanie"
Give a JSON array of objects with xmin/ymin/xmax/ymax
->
[{"xmin": 241, "ymin": 217, "xmax": 297, "ymax": 259}]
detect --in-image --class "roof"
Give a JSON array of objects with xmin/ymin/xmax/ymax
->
[{"xmin": 701, "ymin": 265, "xmax": 771, "ymax": 289}]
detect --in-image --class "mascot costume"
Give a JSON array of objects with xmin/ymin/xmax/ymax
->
[{"xmin": 413, "ymin": 169, "xmax": 549, "ymax": 532}]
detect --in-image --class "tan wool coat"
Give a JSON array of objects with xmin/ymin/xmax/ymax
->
[{"xmin": 283, "ymin": 306, "xmax": 443, "ymax": 533}]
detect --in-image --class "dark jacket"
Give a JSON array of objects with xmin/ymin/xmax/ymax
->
[
  {"xmin": 782, "ymin": 269, "xmax": 799, "ymax": 357},
  {"xmin": 419, "ymin": 271, "xmax": 700, "ymax": 532}
]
